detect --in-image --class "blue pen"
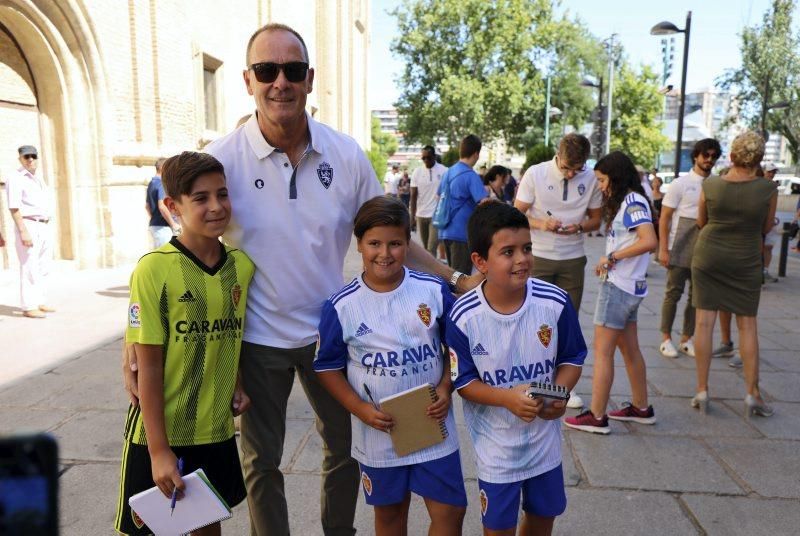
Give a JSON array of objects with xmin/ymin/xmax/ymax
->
[{"xmin": 169, "ymin": 457, "xmax": 184, "ymax": 516}]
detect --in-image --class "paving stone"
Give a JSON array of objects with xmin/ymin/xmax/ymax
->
[
  {"xmin": 610, "ymin": 395, "xmax": 760, "ymax": 438},
  {"xmin": 50, "ymin": 410, "xmax": 126, "ymax": 462},
  {"xmin": 290, "ymin": 428, "xmax": 324, "ymax": 473},
  {"xmin": 60, "ymin": 462, "xmax": 119, "ymax": 536},
  {"xmin": 570, "ymin": 434, "xmax": 743, "ymax": 494},
  {"xmin": 646, "ymin": 367, "xmax": 747, "ymax": 399},
  {"xmin": 706, "ymin": 438, "xmax": 800, "ymax": 498},
  {"xmin": 0, "ymin": 407, "xmax": 74, "ymax": 434},
  {"xmin": 573, "ymin": 370, "xmax": 633, "ymax": 398},
  {"xmin": 762, "ymin": 331, "xmax": 800, "ymax": 351},
  {"xmin": 761, "ymin": 350, "xmax": 800, "ymax": 373},
  {"xmin": 0, "ymin": 371, "xmax": 73, "ymax": 407},
  {"xmin": 724, "ymin": 401, "xmax": 800, "ymax": 440},
  {"xmin": 758, "ymin": 371, "xmax": 800, "ymax": 402},
  {"xmin": 681, "ymin": 495, "xmax": 800, "ymax": 536},
  {"xmin": 280, "ymin": 418, "xmax": 315, "ymax": 471},
  {"xmin": 40, "ymin": 371, "xmax": 129, "ymax": 410},
  {"xmin": 286, "ymin": 378, "xmax": 317, "ymax": 420},
  {"xmin": 558, "ymin": 489, "xmax": 698, "ymax": 535}
]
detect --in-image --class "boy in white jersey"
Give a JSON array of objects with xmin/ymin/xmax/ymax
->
[
  {"xmin": 447, "ymin": 202, "xmax": 587, "ymax": 535},
  {"xmin": 314, "ymin": 196, "xmax": 466, "ymax": 535}
]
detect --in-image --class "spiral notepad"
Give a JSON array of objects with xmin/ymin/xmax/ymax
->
[
  {"xmin": 128, "ymin": 468, "xmax": 232, "ymax": 536},
  {"xmin": 379, "ymin": 383, "xmax": 448, "ymax": 457}
]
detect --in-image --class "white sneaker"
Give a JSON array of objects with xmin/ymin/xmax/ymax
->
[
  {"xmin": 659, "ymin": 340, "xmax": 679, "ymax": 358},
  {"xmin": 566, "ymin": 391, "xmax": 584, "ymax": 409},
  {"xmin": 679, "ymin": 340, "xmax": 695, "ymax": 357}
]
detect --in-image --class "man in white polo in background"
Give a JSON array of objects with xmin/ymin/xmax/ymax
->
[
  {"xmin": 514, "ymin": 133, "xmax": 602, "ymax": 409},
  {"xmin": 410, "ymin": 144, "xmax": 447, "ymax": 256},
  {"xmin": 383, "ymin": 163, "xmax": 400, "ymax": 197},
  {"xmin": 6, "ymin": 145, "xmax": 55, "ymax": 319},
  {"xmin": 657, "ymin": 138, "xmax": 720, "ymax": 358}
]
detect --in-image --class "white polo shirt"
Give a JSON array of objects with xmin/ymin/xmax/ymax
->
[
  {"xmin": 410, "ymin": 162, "xmax": 447, "ymax": 218},
  {"xmin": 5, "ymin": 167, "xmax": 51, "ymax": 219},
  {"xmin": 383, "ymin": 171, "xmax": 400, "ymax": 195},
  {"xmin": 516, "ymin": 157, "xmax": 602, "ymax": 260},
  {"xmin": 206, "ymin": 113, "xmax": 382, "ymax": 349},
  {"xmin": 662, "ymin": 170, "xmax": 703, "ymax": 250}
]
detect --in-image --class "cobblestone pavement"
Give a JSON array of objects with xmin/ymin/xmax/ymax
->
[{"xmin": 1, "ymin": 234, "xmax": 798, "ymax": 535}]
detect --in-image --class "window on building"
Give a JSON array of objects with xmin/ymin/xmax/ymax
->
[{"xmin": 200, "ymin": 54, "xmax": 223, "ymax": 133}]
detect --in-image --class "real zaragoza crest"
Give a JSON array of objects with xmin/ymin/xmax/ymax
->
[
  {"xmin": 417, "ymin": 303, "xmax": 431, "ymax": 327},
  {"xmin": 537, "ymin": 323, "xmax": 553, "ymax": 348},
  {"xmin": 361, "ymin": 471, "xmax": 373, "ymax": 496},
  {"xmin": 317, "ymin": 161, "xmax": 333, "ymax": 189},
  {"xmin": 231, "ymin": 283, "xmax": 242, "ymax": 308}
]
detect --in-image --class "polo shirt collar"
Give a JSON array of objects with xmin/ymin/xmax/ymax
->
[
  {"xmin": 244, "ymin": 111, "xmax": 323, "ymax": 160},
  {"xmin": 546, "ymin": 157, "xmax": 563, "ymax": 184}
]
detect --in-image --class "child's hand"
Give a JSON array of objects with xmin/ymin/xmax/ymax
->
[
  {"xmin": 538, "ymin": 399, "xmax": 567, "ymax": 420},
  {"xmin": 232, "ymin": 385, "xmax": 251, "ymax": 416},
  {"xmin": 150, "ymin": 448, "xmax": 184, "ymax": 499},
  {"xmin": 355, "ymin": 401, "xmax": 394, "ymax": 433},
  {"xmin": 426, "ymin": 383, "xmax": 451, "ymax": 422},
  {"xmin": 504, "ymin": 385, "xmax": 543, "ymax": 422}
]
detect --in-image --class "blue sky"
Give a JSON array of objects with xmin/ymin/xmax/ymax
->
[{"xmin": 369, "ymin": 0, "xmax": 799, "ymax": 108}]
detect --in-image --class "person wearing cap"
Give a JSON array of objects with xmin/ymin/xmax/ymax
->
[
  {"xmin": 6, "ymin": 145, "xmax": 54, "ymax": 318},
  {"xmin": 763, "ymin": 162, "xmax": 778, "ymax": 181}
]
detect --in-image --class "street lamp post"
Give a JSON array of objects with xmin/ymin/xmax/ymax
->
[
  {"xmin": 545, "ymin": 76, "xmax": 552, "ymax": 147},
  {"xmin": 581, "ymin": 76, "xmax": 604, "ymax": 158},
  {"xmin": 651, "ymin": 11, "xmax": 692, "ymax": 178},
  {"xmin": 761, "ymin": 78, "xmax": 791, "ymax": 141}
]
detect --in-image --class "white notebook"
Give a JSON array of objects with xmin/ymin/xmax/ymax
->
[{"xmin": 128, "ymin": 468, "xmax": 232, "ymax": 536}]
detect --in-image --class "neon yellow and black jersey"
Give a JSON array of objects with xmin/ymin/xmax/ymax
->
[{"xmin": 124, "ymin": 237, "xmax": 255, "ymax": 447}]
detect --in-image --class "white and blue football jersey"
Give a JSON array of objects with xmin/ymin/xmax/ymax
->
[
  {"xmin": 446, "ymin": 278, "xmax": 587, "ymax": 484},
  {"xmin": 607, "ymin": 191, "xmax": 653, "ymax": 297},
  {"xmin": 314, "ymin": 267, "xmax": 460, "ymax": 467}
]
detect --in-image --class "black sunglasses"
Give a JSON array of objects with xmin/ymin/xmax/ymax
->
[
  {"xmin": 22, "ymin": 154, "xmax": 37, "ymax": 160},
  {"xmin": 250, "ymin": 62, "xmax": 309, "ymax": 83}
]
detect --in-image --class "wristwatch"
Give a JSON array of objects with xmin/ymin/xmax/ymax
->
[
  {"xmin": 607, "ymin": 252, "xmax": 618, "ymax": 265},
  {"xmin": 449, "ymin": 271, "xmax": 465, "ymax": 292},
  {"xmin": 577, "ymin": 223, "xmax": 584, "ymax": 235}
]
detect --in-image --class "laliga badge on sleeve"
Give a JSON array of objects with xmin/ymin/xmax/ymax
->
[
  {"xmin": 449, "ymin": 348, "xmax": 458, "ymax": 381},
  {"xmin": 128, "ymin": 303, "xmax": 141, "ymax": 328}
]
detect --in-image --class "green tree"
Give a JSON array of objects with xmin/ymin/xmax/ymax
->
[
  {"xmin": 522, "ymin": 144, "xmax": 555, "ymax": 174},
  {"xmin": 391, "ymin": 0, "xmax": 604, "ymax": 151},
  {"xmin": 609, "ymin": 63, "xmax": 670, "ymax": 167},
  {"xmin": 367, "ymin": 116, "xmax": 398, "ymax": 179},
  {"xmin": 717, "ymin": 0, "xmax": 800, "ymax": 164}
]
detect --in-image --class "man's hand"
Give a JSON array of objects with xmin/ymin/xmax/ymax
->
[
  {"xmin": 20, "ymin": 230, "xmax": 33, "ymax": 248},
  {"xmin": 557, "ymin": 224, "xmax": 580, "ymax": 235},
  {"xmin": 122, "ymin": 341, "xmax": 140, "ymax": 406},
  {"xmin": 659, "ymin": 249, "xmax": 670, "ymax": 268},
  {"xmin": 150, "ymin": 448, "xmax": 184, "ymax": 499},
  {"xmin": 538, "ymin": 399, "xmax": 567, "ymax": 420},
  {"xmin": 543, "ymin": 217, "xmax": 563, "ymax": 232},
  {"xmin": 354, "ymin": 401, "xmax": 394, "ymax": 433},
  {"xmin": 426, "ymin": 382, "xmax": 452, "ymax": 422},
  {"xmin": 503, "ymin": 385, "xmax": 542, "ymax": 422},
  {"xmin": 232, "ymin": 385, "xmax": 251, "ymax": 416},
  {"xmin": 457, "ymin": 272, "xmax": 485, "ymax": 294}
]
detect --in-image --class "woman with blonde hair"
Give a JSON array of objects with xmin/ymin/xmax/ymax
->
[{"xmin": 690, "ymin": 131, "xmax": 777, "ymax": 417}]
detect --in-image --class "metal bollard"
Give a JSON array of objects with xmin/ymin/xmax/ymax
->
[{"xmin": 778, "ymin": 222, "xmax": 791, "ymax": 277}]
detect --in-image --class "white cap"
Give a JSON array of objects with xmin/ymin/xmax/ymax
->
[{"xmin": 764, "ymin": 162, "xmax": 779, "ymax": 172}]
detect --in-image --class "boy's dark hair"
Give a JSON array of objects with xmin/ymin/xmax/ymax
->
[
  {"xmin": 482, "ymin": 165, "xmax": 508, "ymax": 185},
  {"xmin": 468, "ymin": 202, "xmax": 529, "ymax": 259},
  {"xmin": 691, "ymin": 138, "xmax": 721, "ymax": 161},
  {"xmin": 161, "ymin": 151, "xmax": 226, "ymax": 198},
  {"xmin": 354, "ymin": 196, "xmax": 411, "ymax": 240},
  {"xmin": 459, "ymin": 134, "xmax": 482, "ymax": 158}
]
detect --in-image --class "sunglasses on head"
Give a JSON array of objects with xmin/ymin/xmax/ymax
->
[{"xmin": 250, "ymin": 61, "xmax": 309, "ymax": 83}]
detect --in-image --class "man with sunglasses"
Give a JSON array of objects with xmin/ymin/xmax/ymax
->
[
  {"xmin": 121, "ymin": 23, "xmax": 482, "ymax": 536},
  {"xmin": 6, "ymin": 145, "xmax": 55, "ymax": 319},
  {"xmin": 514, "ymin": 133, "xmax": 602, "ymax": 409}
]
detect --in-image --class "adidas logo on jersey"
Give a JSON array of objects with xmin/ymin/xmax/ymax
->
[
  {"xmin": 471, "ymin": 343, "xmax": 489, "ymax": 356},
  {"xmin": 178, "ymin": 290, "xmax": 196, "ymax": 303},
  {"xmin": 355, "ymin": 323, "xmax": 373, "ymax": 337}
]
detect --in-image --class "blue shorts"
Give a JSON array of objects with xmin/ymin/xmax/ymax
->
[
  {"xmin": 593, "ymin": 281, "xmax": 643, "ymax": 329},
  {"xmin": 478, "ymin": 464, "xmax": 566, "ymax": 531},
  {"xmin": 358, "ymin": 450, "xmax": 467, "ymax": 507}
]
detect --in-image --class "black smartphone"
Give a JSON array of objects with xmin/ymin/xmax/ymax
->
[{"xmin": 0, "ymin": 434, "xmax": 59, "ymax": 535}]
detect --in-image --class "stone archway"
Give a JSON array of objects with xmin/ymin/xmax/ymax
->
[{"xmin": 0, "ymin": 0, "xmax": 112, "ymax": 269}]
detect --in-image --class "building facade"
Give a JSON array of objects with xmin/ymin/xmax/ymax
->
[{"xmin": 0, "ymin": 0, "xmax": 371, "ymax": 270}]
